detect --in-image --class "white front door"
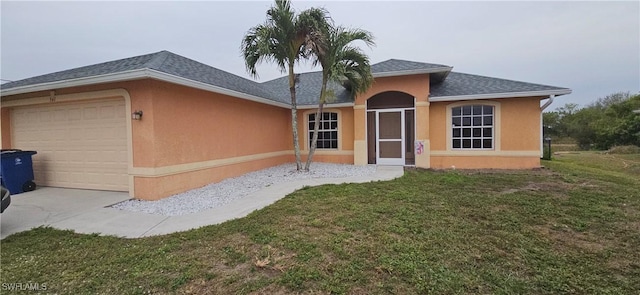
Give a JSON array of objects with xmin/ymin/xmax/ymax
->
[{"xmin": 376, "ymin": 110, "xmax": 405, "ymax": 165}]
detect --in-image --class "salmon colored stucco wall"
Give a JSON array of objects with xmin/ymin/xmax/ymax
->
[
  {"xmin": 131, "ymin": 80, "xmax": 293, "ymax": 199},
  {"xmin": 500, "ymin": 97, "xmax": 542, "ymax": 150},
  {"xmin": 429, "ymin": 102, "xmax": 448, "ymax": 151},
  {"xmin": 354, "ymin": 74, "xmax": 430, "ymax": 141},
  {"xmin": 429, "ymin": 97, "xmax": 544, "ymax": 169},
  {"xmin": 355, "ymin": 75, "xmax": 430, "ymax": 106},
  {"xmin": 146, "ymin": 80, "xmax": 291, "ymax": 167}
]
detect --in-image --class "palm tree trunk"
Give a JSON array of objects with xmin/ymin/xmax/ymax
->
[
  {"xmin": 305, "ymin": 76, "xmax": 328, "ymax": 171},
  {"xmin": 288, "ymin": 64, "xmax": 303, "ymax": 170}
]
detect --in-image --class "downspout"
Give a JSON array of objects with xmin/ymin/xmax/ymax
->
[
  {"xmin": 540, "ymin": 95, "xmax": 555, "ymax": 157},
  {"xmin": 541, "ymin": 94, "xmax": 555, "ymax": 111}
]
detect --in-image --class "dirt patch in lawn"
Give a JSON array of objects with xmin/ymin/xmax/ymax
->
[
  {"xmin": 178, "ymin": 233, "xmax": 299, "ymax": 294},
  {"xmin": 533, "ymin": 224, "xmax": 607, "ymax": 253},
  {"xmin": 499, "ymin": 181, "xmax": 579, "ymax": 198}
]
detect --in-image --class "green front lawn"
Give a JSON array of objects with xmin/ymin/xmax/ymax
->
[{"xmin": 2, "ymin": 153, "xmax": 639, "ymax": 294}]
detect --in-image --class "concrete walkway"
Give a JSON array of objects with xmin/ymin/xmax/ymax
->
[{"xmin": 1, "ymin": 166, "xmax": 403, "ymax": 239}]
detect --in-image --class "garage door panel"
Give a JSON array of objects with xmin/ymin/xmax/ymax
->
[
  {"xmin": 69, "ymin": 108, "xmax": 82, "ymax": 120},
  {"xmin": 11, "ymin": 99, "xmax": 128, "ymax": 191}
]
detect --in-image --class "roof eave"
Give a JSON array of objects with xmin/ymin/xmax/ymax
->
[
  {"xmin": 429, "ymin": 88, "xmax": 572, "ymax": 102},
  {"xmin": 0, "ymin": 69, "xmax": 291, "ymax": 109},
  {"xmin": 0, "ymin": 69, "xmax": 149, "ymax": 97},
  {"xmin": 297, "ymin": 102, "xmax": 354, "ymax": 109},
  {"xmin": 373, "ymin": 67, "xmax": 452, "ymax": 78}
]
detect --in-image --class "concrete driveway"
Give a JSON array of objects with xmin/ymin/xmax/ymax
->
[
  {"xmin": 0, "ymin": 188, "xmax": 132, "ymax": 239},
  {"xmin": 1, "ymin": 166, "xmax": 404, "ymax": 239}
]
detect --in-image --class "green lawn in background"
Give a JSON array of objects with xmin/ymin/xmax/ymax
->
[{"xmin": 1, "ymin": 153, "xmax": 639, "ymax": 294}]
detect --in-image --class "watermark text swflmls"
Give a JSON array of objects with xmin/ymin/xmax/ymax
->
[{"xmin": 2, "ymin": 282, "xmax": 48, "ymax": 291}]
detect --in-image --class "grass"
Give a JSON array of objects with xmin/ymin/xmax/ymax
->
[
  {"xmin": 550, "ymin": 143, "xmax": 580, "ymax": 152},
  {"xmin": 607, "ymin": 145, "xmax": 640, "ymax": 154},
  {"xmin": 2, "ymin": 153, "xmax": 640, "ymax": 294}
]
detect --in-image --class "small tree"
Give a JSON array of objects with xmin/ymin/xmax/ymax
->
[
  {"xmin": 305, "ymin": 26, "xmax": 374, "ymax": 170},
  {"xmin": 241, "ymin": 0, "xmax": 328, "ymax": 170}
]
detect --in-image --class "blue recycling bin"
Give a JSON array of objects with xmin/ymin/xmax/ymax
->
[{"xmin": 0, "ymin": 150, "xmax": 37, "ymax": 194}]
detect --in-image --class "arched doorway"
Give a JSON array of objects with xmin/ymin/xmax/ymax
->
[{"xmin": 366, "ymin": 91, "xmax": 415, "ymax": 165}]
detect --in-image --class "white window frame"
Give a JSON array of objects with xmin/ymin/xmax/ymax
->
[
  {"xmin": 306, "ymin": 110, "xmax": 340, "ymax": 150},
  {"xmin": 446, "ymin": 101, "xmax": 501, "ymax": 152}
]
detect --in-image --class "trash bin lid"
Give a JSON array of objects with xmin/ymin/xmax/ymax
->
[
  {"xmin": 1, "ymin": 150, "xmax": 36, "ymax": 156},
  {"xmin": 0, "ymin": 149, "xmax": 22, "ymax": 154}
]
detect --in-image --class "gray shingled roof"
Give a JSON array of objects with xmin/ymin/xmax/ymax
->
[
  {"xmin": 154, "ymin": 51, "xmax": 277, "ymax": 100},
  {"xmin": 429, "ymin": 72, "xmax": 568, "ymax": 98},
  {"xmin": 261, "ymin": 59, "xmax": 453, "ymax": 105},
  {"xmin": 0, "ymin": 51, "xmax": 276, "ymax": 101},
  {"xmin": 1, "ymin": 52, "xmax": 160, "ymax": 89},
  {"xmin": 1, "ymin": 50, "xmax": 569, "ymax": 105},
  {"xmin": 262, "ymin": 71, "xmax": 352, "ymax": 105},
  {"xmin": 371, "ymin": 59, "xmax": 450, "ymax": 74}
]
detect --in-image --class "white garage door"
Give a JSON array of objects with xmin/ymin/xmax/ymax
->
[{"xmin": 11, "ymin": 99, "xmax": 128, "ymax": 191}]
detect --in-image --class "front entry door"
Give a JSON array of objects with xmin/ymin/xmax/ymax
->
[{"xmin": 377, "ymin": 110, "xmax": 405, "ymax": 165}]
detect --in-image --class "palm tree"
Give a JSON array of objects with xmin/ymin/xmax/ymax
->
[
  {"xmin": 305, "ymin": 26, "xmax": 375, "ymax": 170},
  {"xmin": 241, "ymin": 0, "xmax": 328, "ymax": 171}
]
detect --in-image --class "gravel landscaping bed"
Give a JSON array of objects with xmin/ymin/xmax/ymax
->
[{"xmin": 111, "ymin": 163, "xmax": 376, "ymax": 216}]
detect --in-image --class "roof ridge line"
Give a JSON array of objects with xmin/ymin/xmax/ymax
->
[
  {"xmin": 260, "ymin": 70, "xmax": 324, "ymax": 84},
  {"xmin": 146, "ymin": 51, "xmax": 281, "ymax": 100},
  {"xmin": 164, "ymin": 51, "xmax": 274, "ymax": 88},
  {"xmin": 373, "ymin": 58, "xmax": 450, "ymax": 67},
  {"xmin": 145, "ymin": 50, "xmax": 172, "ymax": 70}
]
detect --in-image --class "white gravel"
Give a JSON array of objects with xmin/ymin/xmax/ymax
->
[{"xmin": 111, "ymin": 163, "xmax": 376, "ymax": 216}]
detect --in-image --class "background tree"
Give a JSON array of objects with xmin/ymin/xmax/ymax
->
[
  {"xmin": 305, "ymin": 26, "xmax": 374, "ymax": 170},
  {"xmin": 543, "ymin": 92, "xmax": 640, "ymax": 150},
  {"xmin": 542, "ymin": 111, "xmax": 562, "ymax": 138},
  {"xmin": 241, "ymin": 0, "xmax": 328, "ymax": 170}
]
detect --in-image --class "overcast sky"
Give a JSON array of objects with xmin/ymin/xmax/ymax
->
[{"xmin": 1, "ymin": 1, "xmax": 638, "ymax": 109}]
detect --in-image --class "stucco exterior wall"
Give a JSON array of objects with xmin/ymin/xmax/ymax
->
[
  {"xmin": 428, "ymin": 101, "xmax": 448, "ymax": 151},
  {"xmin": 500, "ymin": 97, "xmax": 542, "ymax": 150},
  {"xmin": 146, "ymin": 80, "xmax": 291, "ymax": 166},
  {"xmin": 429, "ymin": 97, "xmax": 543, "ymax": 169},
  {"xmin": 131, "ymin": 80, "xmax": 292, "ymax": 199},
  {"xmin": 355, "ymin": 74, "xmax": 430, "ymax": 106},
  {"xmin": 429, "ymin": 156, "xmax": 541, "ymax": 169}
]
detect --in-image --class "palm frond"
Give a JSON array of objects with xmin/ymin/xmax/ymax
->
[{"xmin": 312, "ymin": 26, "xmax": 375, "ymax": 100}]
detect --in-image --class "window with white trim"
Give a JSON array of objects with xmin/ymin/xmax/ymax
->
[
  {"xmin": 452, "ymin": 105, "xmax": 494, "ymax": 149},
  {"xmin": 308, "ymin": 112, "xmax": 338, "ymax": 149}
]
